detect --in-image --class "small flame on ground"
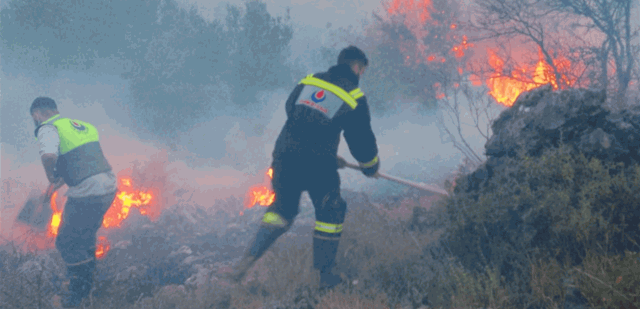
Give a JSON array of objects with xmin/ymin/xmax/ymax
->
[
  {"xmin": 95, "ymin": 236, "xmax": 110, "ymax": 260},
  {"xmin": 45, "ymin": 176, "xmax": 156, "ymax": 259},
  {"xmin": 243, "ymin": 168, "xmax": 276, "ymax": 213},
  {"xmin": 102, "ymin": 177, "xmax": 154, "ymax": 228}
]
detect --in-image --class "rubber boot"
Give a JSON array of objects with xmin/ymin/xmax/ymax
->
[
  {"xmin": 313, "ymin": 236, "xmax": 342, "ymax": 291},
  {"xmin": 230, "ymin": 226, "xmax": 286, "ymax": 283},
  {"xmin": 62, "ymin": 259, "xmax": 95, "ymax": 308}
]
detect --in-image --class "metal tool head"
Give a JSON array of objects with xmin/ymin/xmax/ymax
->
[{"xmin": 16, "ymin": 186, "xmax": 54, "ymax": 230}]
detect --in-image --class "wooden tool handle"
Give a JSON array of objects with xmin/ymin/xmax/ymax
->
[{"xmin": 340, "ymin": 159, "xmax": 449, "ymax": 196}]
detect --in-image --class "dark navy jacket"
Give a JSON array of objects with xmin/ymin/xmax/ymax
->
[{"xmin": 272, "ymin": 64, "xmax": 378, "ymax": 172}]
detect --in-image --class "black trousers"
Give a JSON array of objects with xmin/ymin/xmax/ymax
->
[
  {"xmin": 55, "ymin": 191, "xmax": 116, "ymax": 301},
  {"xmin": 262, "ymin": 164, "xmax": 346, "ymax": 273},
  {"xmin": 55, "ymin": 191, "xmax": 116, "ymax": 265},
  {"xmin": 266, "ymin": 164, "xmax": 347, "ymax": 233}
]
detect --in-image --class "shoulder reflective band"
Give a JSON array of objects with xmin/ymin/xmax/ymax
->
[
  {"xmin": 299, "ymin": 75, "xmax": 361, "ymax": 110},
  {"xmin": 360, "ymin": 156, "xmax": 379, "ymax": 168},
  {"xmin": 315, "ymin": 221, "xmax": 343, "ymax": 233},
  {"xmin": 349, "ymin": 88, "xmax": 364, "ymax": 100},
  {"xmin": 262, "ymin": 212, "xmax": 286, "ymax": 227}
]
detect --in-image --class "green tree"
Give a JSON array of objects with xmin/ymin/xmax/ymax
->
[
  {"xmin": 224, "ymin": 0, "xmax": 294, "ymax": 106},
  {"xmin": 1, "ymin": 0, "xmax": 295, "ymax": 136},
  {"xmin": 0, "ymin": 0, "xmax": 158, "ymax": 71}
]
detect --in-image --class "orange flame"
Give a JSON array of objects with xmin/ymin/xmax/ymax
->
[
  {"xmin": 451, "ymin": 35, "xmax": 473, "ymax": 59},
  {"xmin": 386, "ymin": 0, "xmax": 433, "ymax": 23},
  {"xmin": 46, "ymin": 176, "xmax": 156, "ymax": 259},
  {"xmin": 95, "ymin": 236, "xmax": 110, "ymax": 260},
  {"xmin": 102, "ymin": 177, "xmax": 154, "ymax": 228},
  {"xmin": 487, "ymin": 48, "xmax": 577, "ymax": 106},
  {"xmin": 243, "ymin": 168, "xmax": 276, "ymax": 213},
  {"xmin": 47, "ymin": 191, "xmax": 63, "ymax": 237}
]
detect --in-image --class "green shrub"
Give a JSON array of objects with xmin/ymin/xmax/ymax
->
[
  {"xmin": 442, "ymin": 145, "xmax": 640, "ymax": 305},
  {"xmin": 576, "ymin": 250, "xmax": 640, "ymax": 308}
]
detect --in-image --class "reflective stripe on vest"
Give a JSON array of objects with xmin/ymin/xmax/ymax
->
[{"xmin": 299, "ymin": 75, "xmax": 362, "ymax": 110}]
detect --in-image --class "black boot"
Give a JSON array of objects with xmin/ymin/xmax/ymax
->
[
  {"xmin": 313, "ymin": 236, "xmax": 342, "ymax": 290},
  {"xmin": 62, "ymin": 260, "xmax": 95, "ymax": 308},
  {"xmin": 230, "ymin": 226, "xmax": 286, "ymax": 282}
]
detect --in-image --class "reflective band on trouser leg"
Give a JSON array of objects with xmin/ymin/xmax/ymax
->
[
  {"xmin": 262, "ymin": 211, "xmax": 287, "ymax": 228},
  {"xmin": 313, "ymin": 222, "xmax": 342, "ymax": 273},
  {"xmin": 248, "ymin": 212, "xmax": 289, "ymax": 258},
  {"xmin": 314, "ymin": 221, "xmax": 343, "ymax": 241},
  {"xmin": 315, "ymin": 221, "xmax": 343, "ymax": 234}
]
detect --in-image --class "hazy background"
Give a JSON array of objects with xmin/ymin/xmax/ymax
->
[{"xmin": 0, "ymin": 0, "xmax": 493, "ymax": 239}]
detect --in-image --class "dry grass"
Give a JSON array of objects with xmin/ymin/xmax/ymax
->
[
  {"xmin": 9, "ymin": 190, "xmax": 637, "ymax": 309},
  {"xmin": 529, "ymin": 258, "xmax": 567, "ymax": 309},
  {"xmin": 575, "ymin": 250, "xmax": 640, "ymax": 308},
  {"xmin": 316, "ymin": 290, "xmax": 391, "ymax": 309}
]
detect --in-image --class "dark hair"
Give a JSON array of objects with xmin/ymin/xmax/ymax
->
[
  {"xmin": 30, "ymin": 97, "xmax": 58, "ymax": 114},
  {"xmin": 337, "ymin": 45, "xmax": 368, "ymax": 67}
]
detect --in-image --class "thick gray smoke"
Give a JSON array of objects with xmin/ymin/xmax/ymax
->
[{"xmin": 0, "ymin": 0, "xmax": 486, "ymax": 240}]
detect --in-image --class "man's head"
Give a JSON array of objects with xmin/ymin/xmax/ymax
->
[
  {"xmin": 337, "ymin": 45, "xmax": 368, "ymax": 78},
  {"xmin": 30, "ymin": 97, "xmax": 59, "ymax": 126}
]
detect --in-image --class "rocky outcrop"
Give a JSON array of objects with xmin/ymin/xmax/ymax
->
[{"xmin": 467, "ymin": 86, "xmax": 640, "ymax": 189}]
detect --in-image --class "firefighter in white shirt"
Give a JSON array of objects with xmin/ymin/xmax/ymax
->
[{"xmin": 30, "ymin": 97, "xmax": 116, "ymax": 308}]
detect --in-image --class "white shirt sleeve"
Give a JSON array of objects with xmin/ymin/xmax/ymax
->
[{"xmin": 37, "ymin": 125, "xmax": 60, "ymax": 156}]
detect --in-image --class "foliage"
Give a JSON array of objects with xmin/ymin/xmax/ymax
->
[
  {"xmin": 472, "ymin": 0, "xmax": 639, "ymax": 105},
  {"xmin": 448, "ymin": 263, "xmax": 511, "ymax": 308},
  {"xmin": 442, "ymin": 144, "xmax": 640, "ymax": 305},
  {"xmin": 366, "ymin": 0, "xmax": 470, "ymax": 112},
  {"xmin": 0, "ymin": 0, "xmax": 158, "ymax": 71},
  {"xmin": 0, "ymin": 0, "xmax": 294, "ymax": 134},
  {"xmin": 576, "ymin": 250, "xmax": 640, "ymax": 308},
  {"xmin": 224, "ymin": 1, "xmax": 294, "ymax": 106}
]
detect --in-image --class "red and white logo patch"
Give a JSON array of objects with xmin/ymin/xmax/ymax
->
[{"xmin": 71, "ymin": 120, "xmax": 86, "ymax": 131}]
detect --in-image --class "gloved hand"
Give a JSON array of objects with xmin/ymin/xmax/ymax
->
[
  {"xmin": 360, "ymin": 157, "xmax": 380, "ymax": 178},
  {"xmin": 336, "ymin": 156, "xmax": 347, "ymax": 169},
  {"xmin": 51, "ymin": 177, "xmax": 65, "ymax": 191}
]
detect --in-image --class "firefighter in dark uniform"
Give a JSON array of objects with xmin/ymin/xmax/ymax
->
[
  {"xmin": 30, "ymin": 97, "xmax": 116, "ymax": 308},
  {"xmin": 231, "ymin": 46, "xmax": 380, "ymax": 290}
]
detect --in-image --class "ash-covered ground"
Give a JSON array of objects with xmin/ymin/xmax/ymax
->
[{"xmin": 0, "ymin": 185, "xmax": 447, "ymax": 309}]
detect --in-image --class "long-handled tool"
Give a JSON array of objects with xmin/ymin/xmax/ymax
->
[
  {"xmin": 340, "ymin": 159, "xmax": 450, "ymax": 196},
  {"xmin": 16, "ymin": 183, "xmax": 56, "ymax": 230}
]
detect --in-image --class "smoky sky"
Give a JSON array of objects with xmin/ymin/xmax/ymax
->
[{"xmin": 0, "ymin": 0, "xmax": 491, "ymax": 238}]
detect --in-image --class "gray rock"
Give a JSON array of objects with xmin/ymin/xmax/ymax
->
[
  {"xmin": 168, "ymin": 245, "xmax": 192, "ymax": 259},
  {"xmin": 184, "ymin": 265, "xmax": 213, "ymax": 290},
  {"xmin": 473, "ymin": 86, "xmax": 640, "ymax": 193},
  {"xmin": 115, "ymin": 265, "xmax": 143, "ymax": 282}
]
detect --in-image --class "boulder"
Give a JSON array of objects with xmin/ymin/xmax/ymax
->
[{"xmin": 467, "ymin": 86, "xmax": 640, "ymax": 190}]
